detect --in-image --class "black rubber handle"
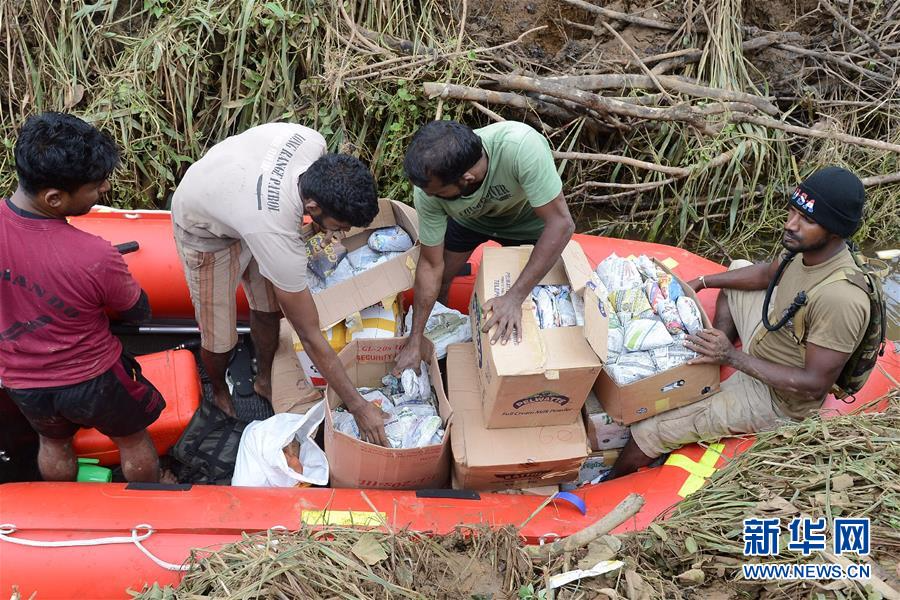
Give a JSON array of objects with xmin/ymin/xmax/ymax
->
[
  {"xmin": 415, "ymin": 489, "xmax": 481, "ymax": 500},
  {"xmin": 115, "ymin": 241, "xmax": 140, "ymax": 255}
]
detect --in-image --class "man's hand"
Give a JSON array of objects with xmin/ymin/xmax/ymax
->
[
  {"xmin": 685, "ymin": 328, "xmax": 736, "ymax": 365},
  {"xmin": 685, "ymin": 278, "xmax": 704, "ymax": 294},
  {"xmin": 392, "ymin": 337, "xmax": 423, "ymax": 376},
  {"xmin": 349, "ymin": 398, "xmax": 390, "ymax": 447},
  {"xmin": 482, "ymin": 292, "xmax": 525, "ymax": 345}
]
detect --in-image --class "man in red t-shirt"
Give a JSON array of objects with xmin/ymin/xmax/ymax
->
[{"xmin": 0, "ymin": 112, "xmax": 164, "ymax": 482}]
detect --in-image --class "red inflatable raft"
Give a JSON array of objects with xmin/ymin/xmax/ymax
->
[{"xmin": 1, "ymin": 208, "xmax": 897, "ymax": 599}]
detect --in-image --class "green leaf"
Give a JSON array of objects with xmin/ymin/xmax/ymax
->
[
  {"xmin": 684, "ymin": 536, "xmax": 699, "ymax": 554},
  {"xmin": 265, "ymin": 2, "xmax": 287, "ymax": 19},
  {"xmin": 649, "ymin": 522, "xmax": 668, "ymax": 541}
]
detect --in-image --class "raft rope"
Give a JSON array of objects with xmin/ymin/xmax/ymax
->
[{"xmin": 0, "ymin": 523, "xmax": 191, "ymax": 571}]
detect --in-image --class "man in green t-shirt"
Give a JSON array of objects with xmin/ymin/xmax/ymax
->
[{"xmin": 393, "ymin": 120, "xmax": 575, "ymax": 373}]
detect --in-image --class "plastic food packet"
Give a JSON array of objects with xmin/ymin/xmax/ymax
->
[
  {"xmin": 676, "ymin": 296, "xmax": 703, "ymax": 335},
  {"xmin": 595, "ymin": 253, "xmax": 642, "ymax": 291},
  {"xmin": 307, "ymin": 268, "xmax": 326, "ymax": 294},
  {"xmin": 531, "ymin": 286, "xmax": 557, "ymax": 329},
  {"xmin": 606, "ymin": 351, "xmax": 658, "ymax": 385},
  {"xmin": 623, "ymin": 311, "xmax": 675, "ymax": 352},
  {"xmin": 331, "ymin": 409, "xmax": 361, "ymax": 439},
  {"xmin": 655, "ymin": 298, "xmax": 685, "ymax": 334},
  {"xmin": 555, "ymin": 286, "xmax": 579, "ymax": 327},
  {"xmin": 644, "ymin": 280, "xmax": 664, "ymax": 312},
  {"xmin": 368, "ymin": 226, "xmax": 413, "ymax": 253},
  {"xmin": 306, "ymin": 232, "xmax": 347, "ymax": 280},
  {"xmin": 346, "ymin": 245, "xmax": 387, "ymax": 270},
  {"xmin": 667, "ymin": 279, "xmax": 684, "ymax": 302},
  {"xmin": 656, "ymin": 271, "xmax": 673, "ymax": 298},
  {"xmin": 609, "ymin": 288, "xmax": 653, "ymax": 316},
  {"xmin": 403, "ymin": 302, "xmax": 471, "ymax": 359},
  {"xmin": 650, "ymin": 340, "xmax": 697, "ymax": 372},
  {"xmin": 394, "ymin": 361, "xmax": 431, "ymax": 405},
  {"xmin": 633, "ymin": 255, "xmax": 659, "ymax": 281},
  {"xmin": 325, "ymin": 258, "xmax": 356, "ymax": 287}
]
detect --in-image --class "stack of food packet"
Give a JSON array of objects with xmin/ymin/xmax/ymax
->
[
  {"xmin": 331, "ymin": 361, "xmax": 444, "ymax": 449},
  {"xmin": 306, "ymin": 226, "xmax": 413, "ymax": 292},
  {"xmin": 590, "ymin": 254, "xmax": 704, "ymax": 385}
]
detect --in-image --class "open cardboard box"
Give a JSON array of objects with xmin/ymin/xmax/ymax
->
[
  {"xmin": 324, "ymin": 337, "xmax": 452, "ymax": 489},
  {"xmin": 588, "ymin": 258, "xmax": 721, "ymax": 425},
  {"xmin": 469, "ymin": 241, "xmax": 604, "ymax": 429},
  {"xmin": 448, "ymin": 343, "xmax": 589, "ymax": 491},
  {"xmin": 303, "ymin": 198, "xmax": 419, "ymax": 329}
]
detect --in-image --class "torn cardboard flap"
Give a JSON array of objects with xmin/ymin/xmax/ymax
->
[
  {"xmin": 560, "ymin": 240, "xmax": 595, "ymax": 295},
  {"xmin": 583, "ymin": 286, "xmax": 609, "ymax": 363}
]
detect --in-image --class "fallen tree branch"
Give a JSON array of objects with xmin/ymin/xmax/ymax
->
[
  {"xmin": 562, "ymin": 0, "xmax": 679, "ymax": 30},
  {"xmin": 552, "ymin": 151, "xmax": 689, "ymax": 176},
  {"xmin": 652, "ymin": 32, "xmax": 803, "ymax": 73},
  {"xmin": 776, "ymin": 43, "xmax": 894, "ymax": 83},
  {"xmin": 819, "ymin": 0, "xmax": 900, "ymax": 66},
  {"xmin": 528, "ymin": 493, "xmax": 645, "ymax": 563},
  {"xmin": 541, "ymin": 73, "xmax": 779, "ymax": 115},
  {"xmin": 486, "ymin": 73, "xmax": 711, "ymax": 131},
  {"xmin": 579, "ymin": 141, "xmax": 752, "ymax": 204},
  {"xmin": 423, "ymin": 82, "xmax": 578, "ymax": 122},
  {"xmin": 861, "ymin": 170, "xmax": 900, "ymax": 187},
  {"xmin": 731, "ymin": 114, "xmax": 900, "ymax": 154}
]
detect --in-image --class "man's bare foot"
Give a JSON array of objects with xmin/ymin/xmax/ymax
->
[
  {"xmin": 159, "ymin": 468, "xmax": 178, "ymax": 485},
  {"xmin": 213, "ymin": 390, "xmax": 236, "ymax": 418},
  {"xmin": 253, "ymin": 377, "xmax": 272, "ymax": 401}
]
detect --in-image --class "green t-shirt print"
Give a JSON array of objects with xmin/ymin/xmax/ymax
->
[{"xmin": 413, "ymin": 121, "xmax": 563, "ymax": 247}]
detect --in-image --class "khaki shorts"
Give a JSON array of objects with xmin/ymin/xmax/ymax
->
[
  {"xmin": 630, "ymin": 260, "xmax": 789, "ymax": 457},
  {"xmin": 174, "ymin": 229, "xmax": 279, "ymax": 353}
]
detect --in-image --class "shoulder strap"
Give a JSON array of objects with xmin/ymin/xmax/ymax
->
[{"xmin": 792, "ymin": 266, "xmax": 861, "ymax": 343}]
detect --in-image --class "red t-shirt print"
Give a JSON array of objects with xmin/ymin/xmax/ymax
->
[{"xmin": 0, "ymin": 199, "xmax": 141, "ymax": 389}]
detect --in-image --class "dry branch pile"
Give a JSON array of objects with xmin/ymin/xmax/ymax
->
[{"xmin": 1, "ymin": 0, "xmax": 898, "ymax": 255}]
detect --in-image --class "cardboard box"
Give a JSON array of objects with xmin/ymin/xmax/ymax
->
[
  {"xmin": 305, "ymin": 198, "xmax": 419, "ymax": 329},
  {"xmin": 577, "ymin": 450, "xmax": 620, "ymax": 484},
  {"xmin": 590, "ymin": 258, "xmax": 720, "ymax": 425},
  {"xmin": 271, "ymin": 319, "xmax": 324, "ymax": 414},
  {"xmin": 324, "ymin": 337, "xmax": 451, "ymax": 489},
  {"xmin": 469, "ymin": 241, "xmax": 604, "ymax": 429},
  {"xmin": 448, "ymin": 343, "xmax": 589, "ymax": 491},
  {"xmin": 583, "ymin": 392, "xmax": 631, "ymax": 451}
]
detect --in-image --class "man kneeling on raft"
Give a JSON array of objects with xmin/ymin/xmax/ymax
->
[{"xmin": 611, "ymin": 167, "xmax": 871, "ymax": 478}]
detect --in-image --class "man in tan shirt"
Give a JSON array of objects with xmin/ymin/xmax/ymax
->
[
  {"xmin": 172, "ymin": 123, "xmax": 390, "ymax": 445},
  {"xmin": 612, "ymin": 166, "xmax": 870, "ymax": 477}
]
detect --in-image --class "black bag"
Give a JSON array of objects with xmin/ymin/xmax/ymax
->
[{"xmin": 171, "ymin": 401, "xmax": 246, "ymax": 485}]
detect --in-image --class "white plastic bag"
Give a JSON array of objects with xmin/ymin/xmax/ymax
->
[
  {"xmin": 346, "ymin": 245, "xmax": 387, "ymax": 270},
  {"xmin": 623, "ymin": 312, "xmax": 674, "ymax": 352},
  {"xmin": 232, "ymin": 400, "xmax": 329, "ymax": 487},
  {"xmin": 368, "ymin": 226, "xmax": 413, "ymax": 252}
]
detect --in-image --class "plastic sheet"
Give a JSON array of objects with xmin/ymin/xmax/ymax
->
[
  {"xmin": 676, "ymin": 296, "xmax": 704, "ymax": 335},
  {"xmin": 306, "ymin": 233, "xmax": 347, "ymax": 280},
  {"xmin": 368, "ymin": 226, "xmax": 413, "ymax": 252},
  {"xmin": 346, "ymin": 245, "xmax": 388, "ymax": 270}
]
